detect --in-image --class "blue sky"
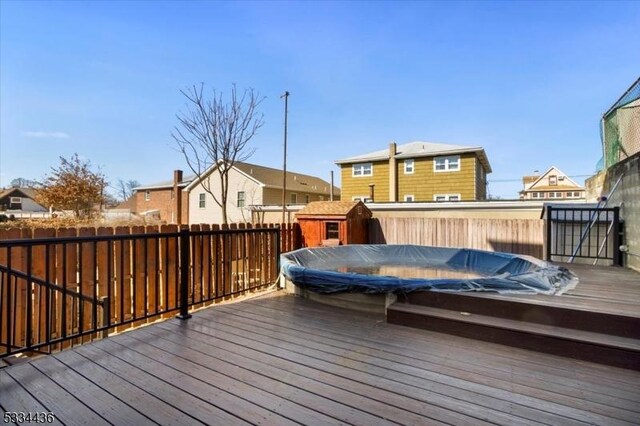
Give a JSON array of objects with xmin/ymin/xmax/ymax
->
[{"xmin": 1, "ymin": 1, "xmax": 639, "ymax": 198}]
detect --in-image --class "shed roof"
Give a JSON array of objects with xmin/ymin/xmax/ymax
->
[{"xmin": 296, "ymin": 200, "xmax": 370, "ymax": 217}]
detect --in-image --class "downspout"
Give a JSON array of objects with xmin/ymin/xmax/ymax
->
[{"xmin": 389, "ymin": 142, "xmax": 397, "ymax": 202}]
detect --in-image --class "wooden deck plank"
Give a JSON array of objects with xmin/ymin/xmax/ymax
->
[
  {"xmin": 247, "ymin": 295, "xmax": 640, "ymax": 393},
  {"xmin": 2, "ymin": 291, "xmax": 640, "ymax": 425},
  {"xmin": 193, "ymin": 304, "xmax": 633, "ymax": 425},
  {"xmin": 53, "ymin": 350, "xmax": 196, "ymax": 426},
  {"xmin": 95, "ymin": 335, "xmax": 341, "ymax": 426},
  {"xmin": 4, "ymin": 363, "xmax": 110, "ymax": 426},
  {"xmin": 214, "ymin": 300, "xmax": 640, "ymax": 416},
  {"xmin": 0, "ymin": 370, "xmax": 63, "ymax": 426},
  {"xmin": 162, "ymin": 317, "xmax": 557, "ymax": 425},
  {"xmin": 72, "ymin": 344, "xmax": 247, "ymax": 426},
  {"xmin": 30, "ymin": 356, "xmax": 154, "ymax": 425},
  {"xmin": 141, "ymin": 323, "xmax": 466, "ymax": 426}
]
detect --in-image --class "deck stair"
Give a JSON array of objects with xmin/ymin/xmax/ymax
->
[{"xmin": 387, "ymin": 291, "xmax": 640, "ymax": 370}]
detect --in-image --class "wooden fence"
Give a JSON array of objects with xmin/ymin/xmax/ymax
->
[
  {"xmin": 369, "ymin": 217, "xmax": 545, "ymax": 258},
  {"xmin": 0, "ymin": 223, "xmax": 297, "ymax": 358}
]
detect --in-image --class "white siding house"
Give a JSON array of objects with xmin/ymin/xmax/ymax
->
[{"xmin": 185, "ymin": 161, "xmax": 340, "ymax": 225}]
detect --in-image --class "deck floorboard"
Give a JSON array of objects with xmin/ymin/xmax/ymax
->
[{"xmin": 2, "ymin": 291, "xmax": 639, "ymax": 425}]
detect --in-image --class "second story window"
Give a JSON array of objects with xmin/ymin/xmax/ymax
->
[
  {"xmin": 352, "ymin": 163, "xmax": 372, "ymax": 177},
  {"xmin": 305, "ymin": 194, "xmax": 310, "ymax": 204},
  {"xmin": 237, "ymin": 191, "xmax": 245, "ymax": 207},
  {"xmin": 404, "ymin": 195, "xmax": 414, "ymax": 202},
  {"xmin": 198, "ymin": 193, "xmax": 206, "ymax": 208},
  {"xmin": 549, "ymin": 175, "xmax": 558, "ymax": 186},
  {"xmin": 434, "ymin": 155, "xmax": 460, "ymax": 172},
  {"xmin": 145, "ymin": 190, "xmax": 151, "ymax": 201},
  {"xmin": 404, "ymin": 159, "xmax": 414, "ymax": 174},
  {"xmin": 290, "ymin": 193, "xmax": 297, "ymax": 204}
]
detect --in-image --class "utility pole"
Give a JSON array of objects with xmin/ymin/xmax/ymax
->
[{"xmin": 281, "ymin": 91, "xmax": 289, "ymax": 223}]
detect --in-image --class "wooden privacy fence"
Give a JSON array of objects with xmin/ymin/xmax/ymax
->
[
  {"xmin": 0, "ymin": 223, "xmax": 284, "ymax": 358},
  {"xmin": 369, "ymin": 217, "xmax": 545, "ymax": 258}
]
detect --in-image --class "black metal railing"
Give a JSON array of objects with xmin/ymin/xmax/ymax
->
[
  {"xmin": 0, "ymin": 226, "xmax": 280, "ymax": 358},
  {"xmin": 545, "ymin": 205, "xmax": 622, "ymax": 264}
]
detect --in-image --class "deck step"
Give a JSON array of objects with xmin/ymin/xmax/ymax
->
[
  {"xmin": 387, "ymin": 302, "xmax": 640, "ymax": 371},
  {"xmin": 399, "ymin": 291, "xmax": 640, "ymax": 338}
]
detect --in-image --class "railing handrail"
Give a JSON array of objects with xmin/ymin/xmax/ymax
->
[{"xmin": 0, "ymin": 264, "xmax": 105, "ymax": 306}]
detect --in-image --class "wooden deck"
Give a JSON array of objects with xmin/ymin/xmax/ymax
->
[
  {"xmin": 497, "ymin": 263, "xmax": 640, "ymax": 315},
  {"xmin": 1, "ymin": 291, "xmax": 639, "ymax": 425}
]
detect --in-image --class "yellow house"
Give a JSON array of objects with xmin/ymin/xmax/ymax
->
[{"xmin": 335, "ymin": 141, "xmax": 492, "ymax": 202}]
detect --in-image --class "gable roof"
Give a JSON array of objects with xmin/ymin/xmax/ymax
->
[
  {"xmin": 334, "ymin": 141, "xmax": 492, "ymax": 172},
  {"xmin": 296, "ymin": 200, "xmax": 370, "ymax": 217},
  {"xmin": 0, "ymin": 187, "xmax": 40, "ymax": 201},
  {"xmin": 523, "ymin": 166, "xmax": 584, "ymax": 192},
  {"xmin": 185, "ymin": 161, "xmax": 340, "ymax": 197}
]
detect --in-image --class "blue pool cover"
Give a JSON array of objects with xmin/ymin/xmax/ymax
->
[{"xmin": 280, "ymin": 245, "xmax": 578, "ymax": 295}]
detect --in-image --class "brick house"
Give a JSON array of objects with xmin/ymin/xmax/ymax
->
[{"xmin": 126, "ymin": 170, "xmax": 193, "ymax": 224}]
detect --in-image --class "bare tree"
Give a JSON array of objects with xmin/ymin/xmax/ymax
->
[
  {"xmin": 172, "ymin": 84, "xmax": 264, "ymax": 224},
  {"xmin": 116, "ymin": 179, "xmax": 141, "ymax": 201}
]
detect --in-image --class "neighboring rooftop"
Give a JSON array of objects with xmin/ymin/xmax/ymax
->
[
  {"xmin": 183, "ymin": 161, "xmax": 340, "ymax": 197},
  {"xmin": 134, "ymin": 175, "xmax": 195, "ymax": 191},
  {"xmin": 335, "ymin": 141, "xmax": 492, "ymax": 172},
  {"xmin": 296, "ymin": 200, "xmax": 369, "ymax": 216}
]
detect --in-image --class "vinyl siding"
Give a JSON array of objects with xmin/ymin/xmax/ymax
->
[
  {"xmin": 396, "ymin": 153, "xmax": 477, "ymax": 201},
  {"xmin": 262, "ymin": 188, "xmax": 333, "ymax": 205},
  {"xmin": 340, "ymin": 160, "xmax": 390, "ymax": 202}
]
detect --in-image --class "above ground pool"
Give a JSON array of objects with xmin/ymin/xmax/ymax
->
[{"xmin": 281, "ymin": 245, "xmax": 578, "ymax": 295}]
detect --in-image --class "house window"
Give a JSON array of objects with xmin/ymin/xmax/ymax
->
[
  {"xmin": 566, "ymin": 191, "xmax": 582, "ymax": 198},
  {"xmin": 352, "ymin": 163, "xmax": 373, "ymax": 177},
  {"xmin": 434, "ymin": 155, "xmax": 460, "ymax": 172},
  {"xmin": 198, "ymin": 193, "xmax": 206, "ymax": 208},
  {"xmin": 404, "ymin": 195, "xmax": 414, "ymax": 202},
  {"xmin": 549, "ymin": 175, "xmax": 557, "ymax": 186},
  {"xmin": 237, "ymin": 191, "xmax": 245, "ymax": 208},
  {"xmin": 145, "ymin": 190, "xmax": 151, "ymax": 201},
  {"xmin": 548, "ymin": 192, "xmax": 563, "ymax": 199},
  {"xmin": 404, "ymin": 159, "xmax": 414, "ymax": 174},
  {"xmin": 305, "ymin": 194, "xmax": 310, "ymax": 204},
  {"xmin": 352, "ymin": 196, "xmax": 373, "ymax": 203},
  {"xmin": 10, "ymin": 197, "xmax": 21, "ymax": 204},
  {"xmin": 434, "ymin": 194, "xmax": 461, "ymax": 202},
  {"xmin": 325, "ymin": 222, "xmax": 339, "ymax": 239},
  {"xmin": 532, "ymin": 192, "xmax": 542, "ymax": 199},
  {"xmin": 290, "ymin": 193, "xmax": 297, "ymax": 204}
]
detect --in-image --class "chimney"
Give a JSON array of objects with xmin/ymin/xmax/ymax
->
[
  {"xmin": 389, "ymin": 142, "xmax": 397, "ymax": 202},
  {"xmin": 173, "ymin": 169, "xmax": 183, "ymax": 225}
]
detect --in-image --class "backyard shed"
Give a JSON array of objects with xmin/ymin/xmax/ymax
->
[{"xmin": 296, "ymin": 200, "xmax": 372, "ymax": 247}]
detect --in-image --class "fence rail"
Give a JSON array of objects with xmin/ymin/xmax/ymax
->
[{"xmin": 0, "ymin": 224, "xmax": 283, "ymax": 358}]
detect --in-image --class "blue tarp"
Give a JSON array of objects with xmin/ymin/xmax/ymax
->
[{"xmin": 281, "ymin": 245, "xmax": 578, "ymax": 295}]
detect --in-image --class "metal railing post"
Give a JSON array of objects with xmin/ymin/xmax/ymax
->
[
  {"xmin": 177, "ymin": 228, "xmax": 192, "ymax": 320},
  {"xmin": 612, "ymin": 207, "xmax": 621, "ymax": 266},
  {"xmin": 545, "ymin": 205, "xmax": 552, "ymax": 261}
]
